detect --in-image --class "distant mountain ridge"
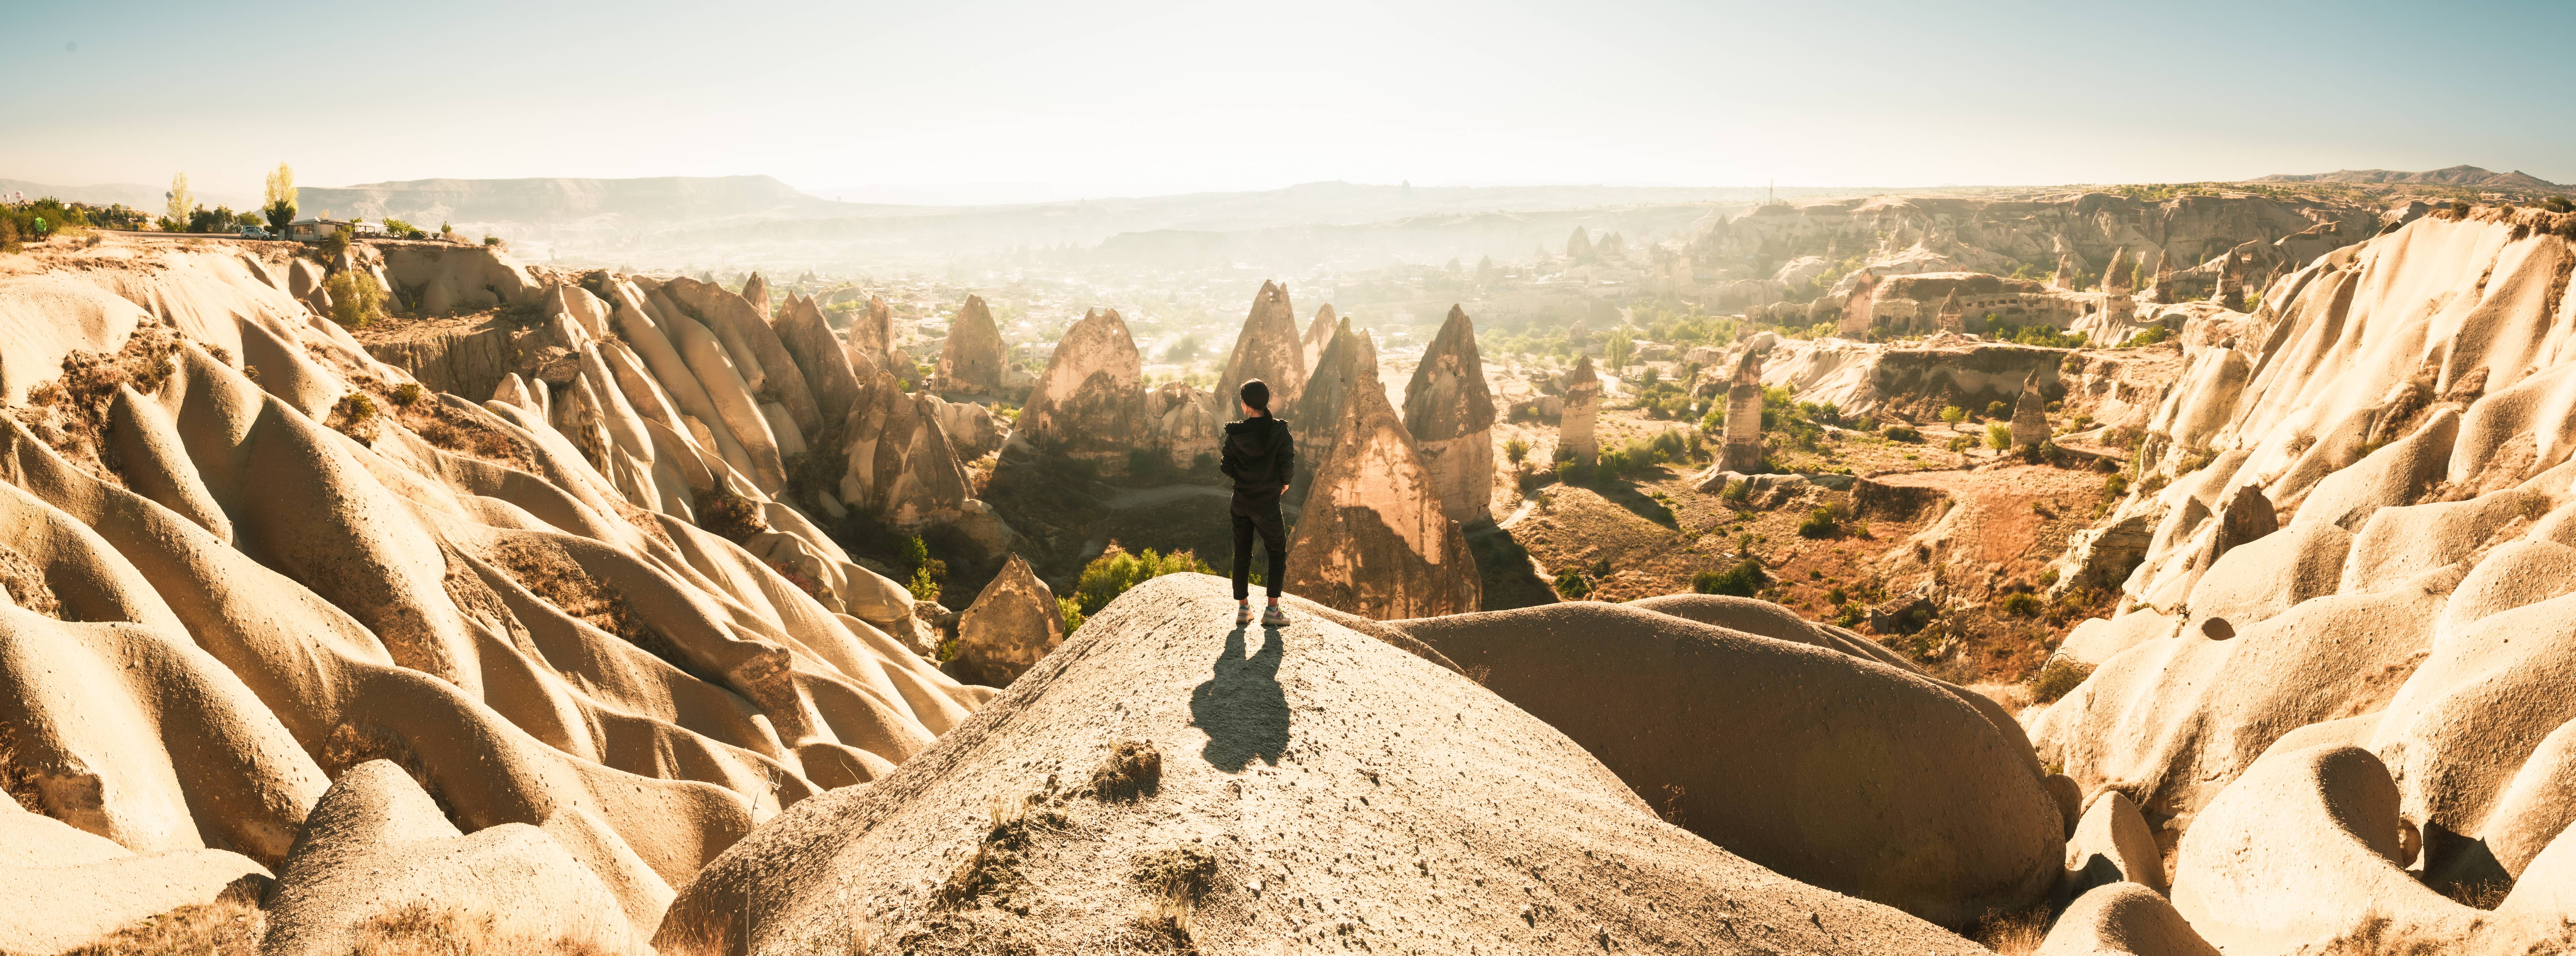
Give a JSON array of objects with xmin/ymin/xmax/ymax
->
[
  {"xmin": 294, "ymin": 174, "xmax": 886, "ymax": 230},
  {"xmin": 2248, "ymin": 164, "xmax": 2564, "ymax": 190},
  {"xmin": 0, "ymin": 178, "xmax": 249, "ymax": 210}
]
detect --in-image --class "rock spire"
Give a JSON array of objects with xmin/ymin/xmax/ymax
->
[
  {"xmin": 2010, "ymin": 372, "xmax": 2050, "ymax": 449},
  {"xmin": 947, "ymin": 554, "xmax": 1065, "ymax": 687},
  {"xmin": 1283, "ymin": 376, "xmax": 1481, "ymax": 619},
  {"xmin": 1723, "ymin": 351, "xmax": 1766, "ymax": 473},
  {"xmin": 1216, "ymin": 281, "xmax": 1307, "ymax": 416},
  {"xmin": 936, "ymin": 294, "xmax": 1006, "ymax": 395},
  {"xmin": 1288, "ymin": 317, "xmax": 1378, "ymax": 503},
  {"xmin": 1402, "ymin": 305, "xmax": 1497, "ymax": 525},
  {"xmin": 1560, "ymin": 356, "xmax": 1603, "ymax": 463},
  {"xmin": 1017, "ymin": 308, "xmax": 1146, "ymax": 467}
]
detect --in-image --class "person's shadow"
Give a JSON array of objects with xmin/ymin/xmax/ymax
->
[{"xmin": 1189, "ymin": 625, "xmax": 1288, "ymax": 771}]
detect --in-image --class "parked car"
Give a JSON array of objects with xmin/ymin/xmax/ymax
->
[{"xmin": 239, "ymin": 225, "xmax": 275, "ymax": 240}]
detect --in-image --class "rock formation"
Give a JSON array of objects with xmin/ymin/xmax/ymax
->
[
  {"xmin": 740, "ymin": 271, "xmax": 769, "ymax": 321},
  {"xmin": 1216, "ymin": 280, "xmax": 1306, "ymax": 415},
  {"xmin": 654, "ymin": 574, "xmax": 1988, "ymax": 954},
  {"xmin": 935, "ymin": 294, "xmax": 1006, "ymax": 395},
  {"xmin": 1283, "ymin": 376, "xmax": 1480, "ymax": 618},
  {"xmin": 1142, "ymin": 381, "xmax": 1223, "ymax": 469},
  {"xmin": 1723, "ymin": 350, "xmax": 1765, "ymax": 472},
  {"xmin": 0, "ymin": 233, "xmax": 995, "ymax": 950},
  {"xmin": 1565, "ymin": 225, "xmax": 1594, "ymax": 263},
  {"xmin": 1400, "ymin": 305, "xmax": 1496, "ymax": 525},
  {"xmin": 1301, "ymin": 303, "xmax": 1337, "ymax": 371},
  {"xmin": 1015, "ymin": 308, "xmax": 1144, "ymax": 467},
  {"xmin": 846, "ymin": 294, "xmax": 894, "ymax": 369},
  {"xmin": 1934, "ymin": 289, "xmax": 1964, "ymax": 331},
  {"xmin": 773, "ymin": 293, "xmax": 864, "ymax": 428},
  {"xmin": 2010, "ymin": 371, "xmax": 2050, "ymax": 448},
  {"xmin": 1289, "ymin": 316, "xmax": 1378, "ymax": 501},
  {"xmin": 944, "ymin": 554, "xmax": 1063, "ymax": 687},
  {"xmin": 1559, "ymin": 355, "xmax": 1603, "ymax": 462},
  {"xmin": 2100, "ymin": 247, "xmax": 2132, "ymax": 294}
]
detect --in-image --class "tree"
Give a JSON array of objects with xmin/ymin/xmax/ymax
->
[
  {"xmin": 263, "ymin": 161, "xmax": 297, "ymax": 233},
  {"xmin": 1604, "ymin": 329, "xmax": 1634, "ymax": 369},
  {"xmin": 324, "ymin": 270, "xmax": 385, "ymax": 328},
  {"xmin": 163, "ymin": 172, "xmax": 193, "ymax": 230}
]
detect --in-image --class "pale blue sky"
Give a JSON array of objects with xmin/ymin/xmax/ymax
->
[{"xmin": 10, "ymin": 0, "xmax": 2571, "ymax": 203}]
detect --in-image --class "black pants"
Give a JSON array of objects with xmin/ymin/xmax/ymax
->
[{"xmin": 1230, "ymin": 492, "xmax": 1287, "ymax": 601}]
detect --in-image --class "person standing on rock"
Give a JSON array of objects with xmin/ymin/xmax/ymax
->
[{"xmin": 1221, "ymin": 379, "xmax": 1295, "ymax": 627}]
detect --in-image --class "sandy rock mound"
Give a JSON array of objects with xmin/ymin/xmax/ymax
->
[
  {"xmin": 261, "ymin": 760, "xmax": 650, "ymax": 956},
  {"xmin": 1388, "ymin": 600, "xmax": 2063, "ymax": 928},
  {"xmin": 654, "ymin": 573, "xmax": 1985, "ymax": 955},
  {"xmin": 2035, "ymin": 882, "xmax": 2218, "ymax": 956},
  {"xmin": 0, "ymin": 797, "xmax": 269, "ymax": 956}
]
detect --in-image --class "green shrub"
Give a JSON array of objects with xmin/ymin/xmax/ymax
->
[
  {"xmin": 2028, "ymin": 659, "xmax": 2094, "ymax": 703},
  {"xmin": 390, "ymin": 382, "xmax": 425, "ymax": 406},
  {"xmin": 1985, "ymin": 422, "xmax": 2012, "ymax": 450},
  {"xmin": 324, "ymin": 270, "xmax": 386, "ymax": 328},
  {"xmin": 1596, "ymin": 447, "xmax": 1632, "ymax": 477},
  {"xmin": 1555, "ymin": 459, "xmax": 1591, "ymax": 485},
  {"xmin": 1940, "ymin": 406, "xmax": 1967, "ymax": 424},
  {"xmin": 1693, "ymin": 559, "xmax": 1767, "ymax": 597},
  {"xmin": 1998, "ymin": 592, "xmax": 2043, "ymax": 616},
  {"xmin": 1553, "ymin": 569, "xmax": 1591, "ymax": 599},
  {"xmin": 1796, "ymin": 507, "xmax": 1839, "ymax": 538},
  {"xmin": 1074, "ymin": 544, "xmax": 1210, "ymax": 615},
  {"xmin": 1720, "ymin": 479, "xmax": 1751, "ymax": 508},
  {"xmin": 1948, "ymin": 436, "xmax": 1975, "ymax": 453},
  {"xmin": 1057, "ymin": 597, "xmax": 1086, "ymax": 635},
  {"xmin": 1503, "ymin": 436, "xmax": 1530, "ymax": 466},
  {"xmin": 2122, "ymin": 326, "xmax": 2169, "ymax": 347},
  {"xmin": 1884, "ymin": 424, "xmax": 1922, "ymax": 443},
  {"xmin": 1985, "ymin": 401, "xmax": 2008, "ymax": 418}
]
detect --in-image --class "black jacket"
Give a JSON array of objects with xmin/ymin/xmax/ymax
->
[{"xmin": 1220, "ymin": 415, "xmax": 1295, "ymax": 495}]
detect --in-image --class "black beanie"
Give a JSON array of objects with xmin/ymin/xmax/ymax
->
[{"xmin": 1240, "ymin": 379, "xmax": 1271, "ymax": 413}]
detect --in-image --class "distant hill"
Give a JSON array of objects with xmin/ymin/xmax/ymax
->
[
  {"xmin": 0, "ymin": 178, "xmax": 249, "ymax": 210},
  {"xmin": 2248, "ymin": 164, "xmax": 2564, "ymax": 190},
  {"xmin": 295, "ymin": 174, "xmax": 886, "ymax": 232}
]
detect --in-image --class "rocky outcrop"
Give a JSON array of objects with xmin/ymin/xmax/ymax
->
[
  {"xmin": 923, "ymin": 392, "xmax": 1002, "ymax": 461},
  {"xmin": 655, "ymin": 574, "xmax": 1987, "ymax": 955},
  {"xmin": 1722, "ymin": 350, "xmax": 1764, "ymax": 472},
  {"xmin": 660, "ymin": 275, "xmax": 824, "ymax": 439},
  {"xmin": 773, "ymin": 293, "xmax": 864, "ymax": 428},
  {"xmin": 1560, "ymin": 355, "xmax": 1602, "ymax": 462},
  {"xmin": 378, "ymin": 242, "xmax": 544, "ymax": 314},
  {"xmin": 1143, "ymin": 381, "xmax": 1223, "ymax": 469},
  {"xmin": 1016, "ymin": 308, "xmax": 1144, "ymax": 467},
  {"xmin": 1284, "ymin": 376, "xmax": 1480, "ymax": 619},
  {"xmin": 1400, "ymin": 305, "xmax": 1496, "ymax": 525},
  {"xmin": 935, "ymin": 294, "xmax": 1006, "ymax": 394},
  {"xmin": 1217, "ymin": 280, "xmax": 1307, "ymax": 415},
  {"xmin": 740, "ymin": 271, "xmax": 769, "ymax": 321},
  {"xmin": 944, "ymin": 554, "xmax": 1063, "ymax": 687}
]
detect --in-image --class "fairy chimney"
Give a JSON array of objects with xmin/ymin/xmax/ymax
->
[
  {"xmin": 1283, "ymin": 377, "xmax": 1481, "ymax": 620},
  {"xmin": 1560, "ymin": 356, "xmax": 1603, "ymax": 462},
  {"xmin": 936, "ymin": 294, "xmax": 1007, "ymax": 394},
  {"xmin": 1018, "ymin": 308, "xmax": 1146, "ymax": 467},
  {"xmin": 2010, "ymin": 372, "xmax": 2051, "ymax": 449},
  {"xmin": 1723, "ymin": 351, "xmax": 1765, "ymax": 473},
  {"xmin": 1216, "ymin": 280, "xmax": 1307, "ymax": 417},
  {"xmin": 1402, "ymin": 305, "xmax": 1497, "ymax": 525}
]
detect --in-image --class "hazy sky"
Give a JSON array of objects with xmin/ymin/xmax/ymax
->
[{"xmin": 10, "ymin": 0, "xmax": 2571, "ymax": 203}]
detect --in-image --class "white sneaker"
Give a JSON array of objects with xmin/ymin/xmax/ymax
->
[
  {"xmin": 1235, "ymin": 603, "xmax": 1254, "ymax": 625},
  {"xmin": 1262, "ymin": 605, "xmax": 1289, "ymax": 627}
]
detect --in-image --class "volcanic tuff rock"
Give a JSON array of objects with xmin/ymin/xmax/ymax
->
[
  {"xmin": 2011, "ymin": 370, "xmax": 2050, "ymax": 448},
  {"xmin": 1141, "ymin": 381, "xmax": 1223, "ymax": 468},
  {"xmin": 1217, "ymin": 280, "xmax": 1306, "ymax": 414},
  {"xmin": 1560, "ymin": 355, "xmax": 1602, "ymax": 462},
  {"xmin": 1014, "ymin": 308, "xmax": 1145, "ymax": 466},
  {"xmin": 943, "ymin": 554, "xmax": 1064, "ymax": 688},
  {"xmin": 1286, "ymin": 316, "xmax": 1375, "ymax": 503},
  {"xmin": 1400, "ymin": 305, "xmax": 1496, "ymax": 524},
  {"xmin": 1283, "ymin": 375, "xmax": 1480, "ymax": 618},
  {"xmin": 1300, "ymin": 302, "xmax": 1337, "ymax": 372},
  {"xmin": 1722, "ymin": 350, "xmax": 1764, "ymax": 472},
  {"xmin": 846, "ymin": 294, "xmax": 894, "ymax": 369},
  {"xmin": 652, "ymin": 574, "xmax": 1988, "ymax": 954},
  {"xmin": 773, "ymin": 292, "xmax": 864, "ymax": 428},
  {"xmin": 0, "ymin": 232, "xmax": 991, "ymax": 948},
  {"xmin": 1393, "ymin": 596, "xmax": 2065, "ymax": 928},
  {"xmin": 936, "ymin": 294, "xmax": 1006, "ymax": 395}
]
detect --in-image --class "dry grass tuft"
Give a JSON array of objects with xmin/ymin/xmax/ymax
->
[
  {"xmin": 59, "ymin": 897, "xmax": 264, "ymax": 955},
  {"xmin": 1969, "ymin": 904, "xmax": 2052, "ymax": 955},
  {"xmin": 14, "ymin": 324, "xmax": 183, "ymax": 486},
  {"xmin": 348, "ymin": 902, "xmax": 623, "ymax": 955},
  {"xmin": 0, "ymin": 721, "xmax": 47, "ymax": 813},
  {"xmin": 478, "ymin": 537, "xmax": 683, "ymax": 669},
  {"xmin": 1088, "ymin": 739, "xmax": 1163, "ymax": 802},
  {"xmin": 0, "ymin": 541, "xmax": 63, "ymax": 619},
  {"xmin": 694, "ymin": 485, "xmax": 769, "ymax": 542},
  {"xmin": 931, "ymin": 794, "xmax": 1067, "ymax": 914}
]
